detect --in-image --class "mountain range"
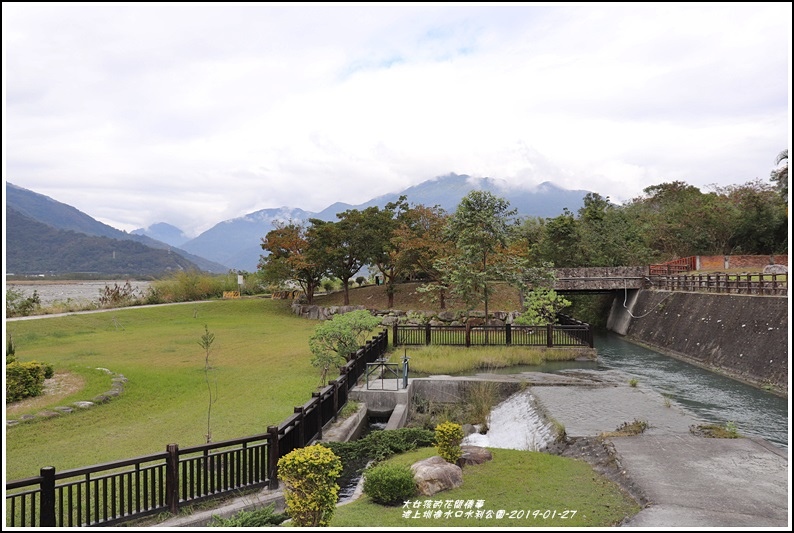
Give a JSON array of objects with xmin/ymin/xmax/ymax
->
[{"xmin": 5, "ymin": 174, "xmax": 591, "ymax": 276}]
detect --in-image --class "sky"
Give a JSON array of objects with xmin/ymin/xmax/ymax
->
[{"xmin": 3, "ymin": 2, "xmax": 791, "ymax": 238}]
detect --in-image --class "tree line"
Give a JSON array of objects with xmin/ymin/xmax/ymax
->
[{"xmin": 259, "ymin": 157, "xmax": 788, "ymax": 315}]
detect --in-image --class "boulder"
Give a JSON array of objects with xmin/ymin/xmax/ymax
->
[
  {"xmin": 460, "ymin": 445, "xmax": 493, "ymax": 466},
  {"xmin": 763, "ymin": 264, "xmax": 787, "ymax": 274},
  {"xmin": 411, "ymin": 456, "xmax": 463, "ymax": 496}
]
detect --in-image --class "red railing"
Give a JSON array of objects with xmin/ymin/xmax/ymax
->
[{"xmin": 649, "ymin": 256, "xmax": 697, "ymax": 276}]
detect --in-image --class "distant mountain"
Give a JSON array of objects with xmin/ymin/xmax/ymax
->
[
  {"xmin": 6, "ymin": 208, "xmax": 201, "ymax": 276},
  {"xmin": 179, "ymin": 207, "xmax": 321, "ymax": 272},
  {"xmin": 180, "ymin": 173, "xmax": 592, "ymax": 272},
  {"xmin": 131, "ymin": 222, "xmax": 189, "ymax": 247},
  {"xmin": 5, "ymin": 183, "xmax": 230, "ymax": 275}
]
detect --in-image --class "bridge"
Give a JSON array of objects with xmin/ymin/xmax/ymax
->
[{"xmin": 552, "ymin": 267, "xmax": 648, "ymax": 293}]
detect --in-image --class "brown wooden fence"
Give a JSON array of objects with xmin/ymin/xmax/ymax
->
[
  {"xmin": 392, "ymin": 314, "xmax": 593, "ymax": 349},
  {"xmin": 652, "ymin": 273, "xmax": 787, "ymax": 296},
  {"xmin": 5, "ymin": 330, "xmax": 389, "ymax": 528}
]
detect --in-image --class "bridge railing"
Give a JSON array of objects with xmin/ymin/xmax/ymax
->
[
  {"xmin": 649, "ymin": 257, "xmax": 696, "ymax": 276},
  {"xmin": 651, "ymin": 273, "xmax": 787, "ymax": 296}
]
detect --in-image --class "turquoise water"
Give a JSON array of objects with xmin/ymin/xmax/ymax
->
[{"xmin": 593, "ymin": 332, "xmax": 789, "ymax": 449}]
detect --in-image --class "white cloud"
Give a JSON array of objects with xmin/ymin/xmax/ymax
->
[{"xmin": 3, "ymin": 2, "xmax": 791, "ymax": 236}]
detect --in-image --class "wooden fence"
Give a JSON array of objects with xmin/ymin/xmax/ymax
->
[
  {"xmin": 5, "ymin": 330, "xmax": 389, "ymax": 528},
  {"xmin": 392, "ymin": 314, "xmax": 593, "ymax": 348},
  {"xmin": 652, "ymin": 273, "xmax": 787, "ymax": 296}
]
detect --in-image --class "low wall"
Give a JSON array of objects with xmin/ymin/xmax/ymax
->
[
  {"xmin": 697, "ymin": 255, "xmax": 788, "ymax": 270},
  {"xmin": 610, "ymin": 290, "xmax": 788, "ymax": 392}
]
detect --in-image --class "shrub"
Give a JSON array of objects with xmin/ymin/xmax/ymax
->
[
  {"xmin": 6, "ymin": 361, "xmax": 53, "ymax": 402},
  {"xmin": 323, "ymin": 427, "xmax": 436, "ymax": 465},
  {"xmin": 6, "ymin": 288, "xmax": 41, "ymax": 317},
  {"xmin": 277, "ymin": 444, "xmax": 342, "ymax": 527},
  {"xmin": 434, "ymin": 421, "xmax": 464, "ymax": 464},
  {"xmin": 363, "ymin": 462, "xmax": 417, "ymax": 505},
  {"xmin": 208, "ymin": 504, "xmax": 286, "ymax": 527}
]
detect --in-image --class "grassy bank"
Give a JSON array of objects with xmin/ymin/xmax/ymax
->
[
  {"xmin": 400, "ymin": 345, "xmax": 593, "ymax": 375},
  {"xmin": 5, "ymin": 299, "xmax": 321, "ymax": 480},
  {"xmin": 331, "ymin": 446, "xmax": 640, "ymax": 527}
]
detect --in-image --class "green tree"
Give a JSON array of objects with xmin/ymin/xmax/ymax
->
[
  {"xmin": 308, "ymin": 310, "xmax": 382, "ymax": 387},
  {"xmin": 199, "ymin": 325, "xmax": 217, "ymax": 443},
  {"xmin": 770, "ymin": 149, "xmax": 788, "ymax": 198},
  {"xmin": 361, "ymin": 197, "xmax": 410, "ymax": 309},
  {"xmin": 309, "ymin": 208, "xmax": 381, "ymax": 306},
  {"xmin": 513, "ymin": 287, "xmax": 572, "ymax": 325},
  {"xmin": 259, "ymin": 222, "xmax": 326, "ymax": 304},
  {"xmin": 439, "ymin": 191, "xmax": 522, "ymax": 321},
  {"xmin": 536, "ymin": 208, "xmax": 583, "ymax": 267},
  {"xmin": 394, "ymin": 204, "xmax": 454, "ymax": 309}
]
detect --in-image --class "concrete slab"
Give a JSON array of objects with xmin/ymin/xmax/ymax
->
[
  {"xmin": 530, "ymin": 381, "xmax": 697, "ymax": 437},
  {"xmin": 615, "ymin": 435, "xmax": 788, "ymax": 527}
]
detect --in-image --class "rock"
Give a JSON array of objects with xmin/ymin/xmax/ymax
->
[
  {"xmin": 411, "ymin": 456, "xmax": 463, "ymax": 496},
  {"xmin": 763, "ymin": 264, "xmax": 787, "ymax": 274},
  {"xmin": 437, "ymin": 311, "xmax": 457, "ymax": 322},
  {"xmin": 73, "ymin": 401, "xmax": 95, "ymax": 409},
  {"xmin": 460, "ymin": 445, "xmax": 493, "ymax": 466},
  {"xmin": 461, "ymin": 423, "xmax": 477, "ymax": 436},
  {"xmin": 54, "ymin": 406, "xmax": 74, "ymax": 414}
]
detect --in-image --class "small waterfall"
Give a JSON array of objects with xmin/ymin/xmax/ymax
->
[{"xmin": 463, "ymin": 389, "xmax": 555, "ymax": 451}]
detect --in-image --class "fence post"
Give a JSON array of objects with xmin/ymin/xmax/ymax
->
[
  {"xmin": 392, "ymin": 323, "xmax": 399, "ymax": 346},
  {"xmin": 267, "ymin": 426, "xmax": 279, "ymax": 489},
  {"xmin": 295, "ymin": 407, "xmax": 305, "ymax": 447},
  {"xmin": 312, "ymin": 392, "xmax": 323, "ymax": 440},
  {"xmin": 40, "ymin": 466, "xmax": 56, "ymax": 527},
  {"xmin": 425, "ymin": 323, "xmax": 431, "ymax": 345},
  {"xmin": 331, "ymin": 379, "xmax": 339, "ymax": 420},
  {"xmin": 505, "ymin": 323, "xmax": 511, "ymax": 346},
  {"xmin": 165, "ymin": 444, "xmax": 179, "ymax": 515},
  {"xmin": 546, "ymin": 323, "xmax": 553, "ymax": 347}
]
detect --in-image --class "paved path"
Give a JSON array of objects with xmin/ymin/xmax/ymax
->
[{"xmin": 530, "ymin": 370, "xmax": 790, "ymax": 528}]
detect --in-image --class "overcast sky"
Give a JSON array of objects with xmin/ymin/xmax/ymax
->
[{"xmin": 3, "ymin": 3, "xmax": 791, "ymax": 237}]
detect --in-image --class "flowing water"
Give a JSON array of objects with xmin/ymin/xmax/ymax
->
[
  {"xmin": 467, "ymin": 331, "xmax": 788, "ymax": 450},
  {"xmin": 593, "ymin": 331, "xmax": 789, "ymax": 449},
  {"xmin": 463, "ymin": 390, "xmax": 555, "ymax": 451}
]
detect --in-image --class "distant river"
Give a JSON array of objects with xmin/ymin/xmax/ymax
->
[{"xmin": 6, "ymin": 280, "xmax": 152, "ymax": 307}]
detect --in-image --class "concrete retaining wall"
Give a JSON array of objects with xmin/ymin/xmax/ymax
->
[{"xmin": 609, "ymin": 290, "xmax": 788, "ymax": 392}]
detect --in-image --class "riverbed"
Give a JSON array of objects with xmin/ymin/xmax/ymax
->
[{"xmin": 6, "ymin": 280, "xmax": 152, "ymax": 307}]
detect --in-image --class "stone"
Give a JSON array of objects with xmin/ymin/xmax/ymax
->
[
  {"xmin": 73, "ymin": 401, "xmax": 95, "ymax": 409},
  {"xmin": 437, "ymin": 311, "xmax": 457, "ymax": 322},
  {"xmin": 54, "ymin": 406, "xmax": 74, "ymax": 414},
  {"xmin": 763, "ymin": 264, "xmax": 787, "ymax": 274},
  {"xmin": 411, "ymin": 455, "xmax": 463, "ymax": 496},
  {"xmin": 460, "ymin": 445, "xmax": 493, "ymax": 466},
  {"xmin": 461, "ymin": 423, "xmax": 477, "ymax": 436}
]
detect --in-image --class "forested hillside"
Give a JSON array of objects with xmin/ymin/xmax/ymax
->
[{"xmin": 6, "ymin": 208, "xmax": 200, "ymax": 276}]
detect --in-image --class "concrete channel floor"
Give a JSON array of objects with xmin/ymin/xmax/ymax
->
[
  {"xmin": 529, "ymin": 371, "xmax": 790, "ymax": 528},
  {"xmin": 158, "ymin": 370, "xmax": 790, "ymax": 528}
]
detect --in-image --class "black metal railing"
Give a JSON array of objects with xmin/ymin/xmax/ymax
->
[
  {"xmin": 392, "ymin": 314, "xmax": 593, "ymax": 348},
  {"xmin": 5, "ymin": 329, "xmax": 389, "ymax": 528}
]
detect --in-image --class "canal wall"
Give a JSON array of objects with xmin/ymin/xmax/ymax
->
[{"xmin": 608, "ymin": 290, "xmax": 788, "ymax": 393}]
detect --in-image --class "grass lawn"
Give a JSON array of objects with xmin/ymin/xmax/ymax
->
[
  {"xmin": 331, "ymin": 446, "xmax": 640, "ymax": 527},
  {"xmin": 5, "ymin": 298, "xmax": 324, "ymax": 480}
]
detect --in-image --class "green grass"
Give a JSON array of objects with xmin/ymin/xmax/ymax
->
[
  {"xmin": 5, "ymin": 299, "xmax": 323, "ymax": 480},
  {"xmin": 398, "ymin": 345, "xmax": 589, "ymax": 375},
  {"xmin": 331, "ymin": 447, "xmax": 640, "ymax": 527}
]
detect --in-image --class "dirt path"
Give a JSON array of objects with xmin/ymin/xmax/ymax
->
[{"xmin": 6, "ymin": 372, "xmax": 85, "ymax": 415}]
